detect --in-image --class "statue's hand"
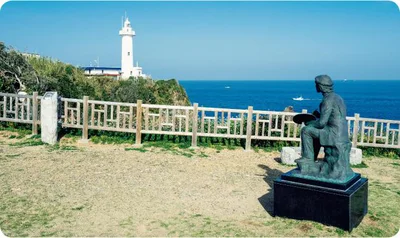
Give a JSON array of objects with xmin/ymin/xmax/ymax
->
[
  {"xmin": 312, "ymin": 110, "xmax": 321, "ymax": 118},
  {"xmin": 305, "ymin": 120, "xmax": 317, "ymax": 126}
]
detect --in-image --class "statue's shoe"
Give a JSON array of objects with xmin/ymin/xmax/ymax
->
[
  {"xmin": 296, "ymin": 158, "xmax": 323, "ymax": 175},
  {"xmin": 294, "ymin": 157, "xmax": 311, "ymax": 164}
]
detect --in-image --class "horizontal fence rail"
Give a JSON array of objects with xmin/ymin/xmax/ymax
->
[
  {"xmin": 0, "ymin": 92, "xmax": 399, "ymax": 150},
  {"xmin": 0, "ymin": 92, "xmax": 40, "ymax": 134}
]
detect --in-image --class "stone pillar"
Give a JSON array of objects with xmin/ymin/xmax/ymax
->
[
  {"xmin": 245, "ymin": 106, "xmax": 253, "ymax": 151},
  {"xmin": 191, "ymin": 103, "xmax": 199, "ymax": 148},
  {"xmin": 41, "ymin": 92, "xmax": 58, "ymax": 145}
]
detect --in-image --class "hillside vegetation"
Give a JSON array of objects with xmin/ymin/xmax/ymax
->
[{"xmin": 0, "ymin": 42, "xmax": 190, "ymax": 105}]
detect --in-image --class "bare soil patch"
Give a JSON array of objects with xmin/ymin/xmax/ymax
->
[{"xmin": 0, "ymin": 131, "xmax": 399, "ymax": 236}]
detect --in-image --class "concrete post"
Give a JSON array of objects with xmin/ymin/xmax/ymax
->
[
  {"xmin": 80, "ymin": 96, "xmax": 89, "ymax": 143},
  {"xmin": 352, "ymin": 113, "xmax": 360, "ymax": 148},
  {"xmin": 191, "ymin": 103, "xmax": 199, "ymax": 148},
  {"xmin": 245, "ymin": 106, "xmax": 253, "ymax": 151},
  {"xmin": 40, "ymin": 92, "xmax": 58, "ymax": 145},
  {"xmin": 32, "ymin": 92, "xmax": 38, "ymax": 135},
  {"xmin": 135, "ymin": 100, "xmax": 143, "ymax": 147}
]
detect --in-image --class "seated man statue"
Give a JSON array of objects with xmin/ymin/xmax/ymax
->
[{"xmin": 295, "ymin": 75, "xmax": 354, "ymax": 181}]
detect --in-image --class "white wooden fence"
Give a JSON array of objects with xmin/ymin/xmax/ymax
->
[
  {"xmin": 0, "ymin": 92, "xmax": 40, "ymax": 134},
  {"xmin": 1, "ymin": 92, "xmax": 399, "ymax": 150}
]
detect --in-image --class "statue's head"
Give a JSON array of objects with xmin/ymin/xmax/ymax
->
[{"xmin": 315, "ymin": 75, "xmax": 333, "ymax": 93}]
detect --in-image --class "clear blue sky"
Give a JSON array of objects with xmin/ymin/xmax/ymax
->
[{"xmin": 1, "ymin": 1, "xmax": 399, "ymax": 80}]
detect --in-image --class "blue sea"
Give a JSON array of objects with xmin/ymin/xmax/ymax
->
[{"xmin": 180, "ymin": 80, "xmax": 400, "ymax": 120}]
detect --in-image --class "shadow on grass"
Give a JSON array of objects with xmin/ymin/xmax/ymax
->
[
  {"xmin": 57, "ymin": 124, "xmax": 70, "ymax": 141},
  {"xmin": 257, "ymin": 163, "xmax": 284, "ymax": 217}
]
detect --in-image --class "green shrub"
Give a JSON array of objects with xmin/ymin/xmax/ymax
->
[{"xmin": 360, "ymin": 146, "xmax": 400, "ymax": 159}]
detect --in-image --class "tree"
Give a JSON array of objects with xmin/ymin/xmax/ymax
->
[
  {"xmin": 0, "ymin": 42, "xmax": 191, "ymax": 106},
  {"xmin": 153, "ymin": 79, "xmax": 190, "ymax": 105},
  {"xmin": 0, "ymin": 42, "xmax": 35, "ymax": 93},
  {"xmin": 112, "ymin": 77, "xmax": 156, "ymax": 103}
]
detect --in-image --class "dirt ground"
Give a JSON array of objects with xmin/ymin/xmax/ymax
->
[{"xmin": 0, "ymin": 131, "xmax": 399, "ymax": 237}]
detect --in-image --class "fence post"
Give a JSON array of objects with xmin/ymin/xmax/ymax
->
[
  {"xmin": 245, "ymin": 106, "xmax": 253, "ymax": 151},
  {"xmin": 352, "ymin": 113, "xmax": 360, "ymax": 148},
  {"xmin": 81, "ymin": 96, "xmax": 89, "ymax": 142},
  {"xmin": 135, "ymin": 100, "xmax": 143, "ymax": 146},
  {"xmin": 191, "ymin": 103, "xmax": 199, "ymax": 148},
  {"xmin": 32, "ymin": 92, "xmax": 38, "ymax": 135},
  {"xmin": 299, "ymin": 109, "xmax": 307, "ymax": 149}
]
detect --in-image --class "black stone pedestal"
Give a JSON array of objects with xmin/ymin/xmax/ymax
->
[{"xmin": 274, "ymin": 169, "xmax": 368, "ymax": 232}]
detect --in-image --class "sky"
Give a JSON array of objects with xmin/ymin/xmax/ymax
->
[{"xmin": 0, "ymin": 1, "xmax": 399, "ymax": 80}]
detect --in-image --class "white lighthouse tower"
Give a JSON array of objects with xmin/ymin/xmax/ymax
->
[{"xmin": 119, "ymin": 17, "xmax": 145, "ymax": 79}]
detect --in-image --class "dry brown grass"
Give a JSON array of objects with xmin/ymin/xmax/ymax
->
[{"xmin": 0, "ymin": 130, "xmax": 399, "ymax": 237}]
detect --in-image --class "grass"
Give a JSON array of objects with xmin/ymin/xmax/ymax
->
[
  {"xmin": 9, "ymin": 134, "xmax": 25, "ymax": 139},
  {"xmin": 61, "ymin": 146, "xmax": 79, "ymax": 151},
  {"xmin": 71, "ymin": 205, "xmax": 85, "ymax": 211},
  {"xmin": 119, "ymin": 216, "xmax": 134, "ymax": 228},
  {"xmin": 142, "ymin": 141, "xmax": 196, "ymax": 158},
  {"xmin": 125, "ymin": 147, "xmax": 148, "ymax": 152},
  {"xmin": 90, "ymin": 135, "xmax": 135, "ymax": 144},
  {"xmin": 1, "ymin": 132, "xmax": 399, "ymax": 236},
  {"xmin": 391, "ymin": 162, "xmax": 400, "ymax": 166},
  {"xmin": 154, "ymin": 214, "xmax": 258, "ymax": 237},
  {"xmin": 95, "ymin": 132, "xmax": 400, "ymax": 164},
  {"xmin": 199, "ymin": 152, "xmax": 209, "ymax": 158},
  {"xmin": 4, "ymin": 124, "xmax": 397, "ymax": 159},
  {"xmin": 9, "ymin": 138, "xmax": 45, "ymax": 147},
  {"xmin": 5, "ymin": 153, "xmax": 24, "ymax": 158},
  {"xmin": 363, "ymin": 227, "xmax": 386, "ymax": 237},
  {"xmin": 0, "ymin": 122, "xmax": 32, "ymax": 137},
  {"xmin": 123, "ymin": 140, "xmax": 202, "ymax": 158},
  {"xmin": 61, "ymin": 134, "xmax": 79, "ymax": 143},
  {"xmin": 0, "ymin": 125, "xmax": 43, "ymax": 148},
  {"xmin": 5, "ymin": 134, "xmax": 81, "ymax": 152},
  {"xmin": 360, "ymin": 146, "xmax": 400, "ymax": 159},
  {"xmin": 0, "ymin": 188, "xmax": 59, "ymax": 237},
  {"xmin": 48, "ymin": 144, "xmax": 79, "ymax": 152},
  {"xmin": 335, "ymin": 228, "xmax": 346, "ymax": 236},
  {"xmin": 351, "ymin": 161, "xmax": 368, "ymax": 168},
  {"xmin": 30, "ymin": 134, "xmax": 41, "ymax": 139}
]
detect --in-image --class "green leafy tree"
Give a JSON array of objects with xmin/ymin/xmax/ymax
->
[
  {"xmin": 112, "ymin": 77, "xmax": 156, "ymax": 103},
  {"xmin": 1, "ymin": 42, "xmax": 191, "ymax": 106},
  {"xmin": 0, "ymin": 42, "xmax": 36, "ymax": 93},
  {"xmin": 153, "ymin": 79, "xmax": 190, "ymax": 105},
  {"xmin": 27, "ymin": 57, "xmax": 86, "ymax": 98}
]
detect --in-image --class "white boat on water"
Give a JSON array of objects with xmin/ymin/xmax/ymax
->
[
  {"xmin": 225, "ymin": 86, "xmax": 230, "ymax": 89},
  {"xmin": 293, "ymin": 96, "xmax": 304, "ymax": 101}
]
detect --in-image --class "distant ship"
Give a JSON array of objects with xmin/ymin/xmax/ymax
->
[
  {"xmin": 293, "ymin": 96, "xmax": 304, "ymax": 101},
  {"xmin": 343, "ymin": 79, "xmax": 348, "ymax": 82},
  {"xmin": 225, "ymin": 86, "xmax": 230, "ymax": 89}
]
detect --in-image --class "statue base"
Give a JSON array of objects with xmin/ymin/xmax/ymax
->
[{"xmin": 273, "ymin": 169, "xmax": 368, "ymax": 231}]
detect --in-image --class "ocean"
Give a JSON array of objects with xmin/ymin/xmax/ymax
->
[{"xmin": 179, "ymin": 80, "xmax": 400, "ymax": 121}]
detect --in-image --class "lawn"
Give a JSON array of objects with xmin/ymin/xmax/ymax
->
[{"xmin": 0, "ymin": 130, "xmax": 399, "ymax": 236}]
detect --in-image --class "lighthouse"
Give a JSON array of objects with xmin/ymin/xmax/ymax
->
[
  {"xmin": 119, "ymin": 17, "xmax": 144, "ymax": 79},
  {"xmin": 83, "ymin": 16, "xmax": 148, "ymax": 79}
]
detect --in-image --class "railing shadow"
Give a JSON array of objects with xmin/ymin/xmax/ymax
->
[
  {"xmin": 57, "ymin": 124, "xmax": 68, "ymax": 141},
  {"xmin": 257, "ymin": 161, "xmax": 284, "ymax": 217}
]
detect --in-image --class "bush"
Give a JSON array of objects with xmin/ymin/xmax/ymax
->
[{"xmin": 360, "ymin": 146, "xmax": 400, "ymax": 159}]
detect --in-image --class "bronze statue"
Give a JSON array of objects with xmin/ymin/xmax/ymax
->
[{"xmin": 294, "ymin": 75, "xmax": 354, "ymax": 182}]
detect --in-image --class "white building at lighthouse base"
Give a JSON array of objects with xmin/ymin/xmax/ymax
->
[
  {"xmin": 121, "ymin": 63, "xmax": 146, "ymax": 79},
  {"xmin": 82, "ymin": 65, "xmax": 149, "ymax": 80}
]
